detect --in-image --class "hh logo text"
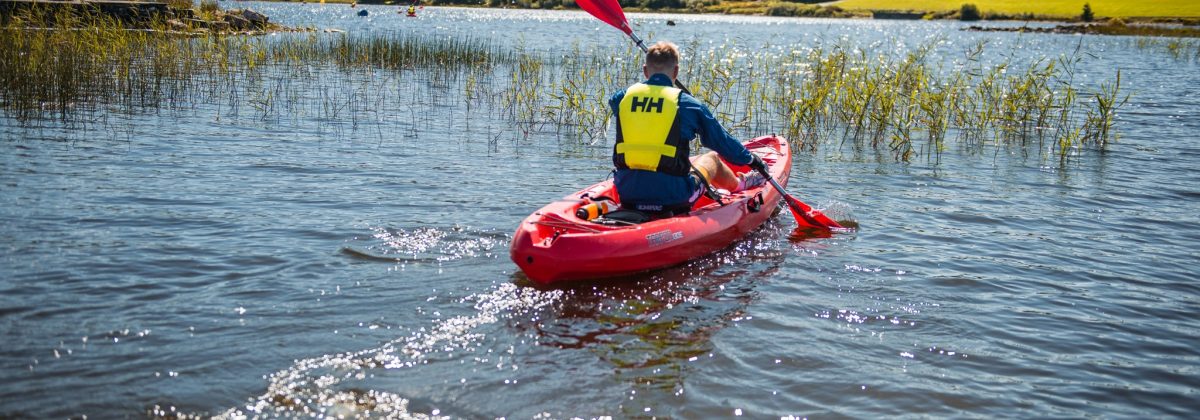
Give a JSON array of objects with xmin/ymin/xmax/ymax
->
[{"xmin": 630, "ymin": 96, "xmax": 664, "ymax": 113}]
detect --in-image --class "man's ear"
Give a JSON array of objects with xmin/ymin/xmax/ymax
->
[
  {"xmin": 643, "ymin": 65, "xmax": 651, "ymax": 78},
  {"xmin": 672, "ymin": 65, "xmax": 679, "ymax": 79}
]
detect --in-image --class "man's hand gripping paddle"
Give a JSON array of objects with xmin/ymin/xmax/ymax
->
[{"xmin": 748, "ymin": 156, "xmax": 844, "ymax": 230}]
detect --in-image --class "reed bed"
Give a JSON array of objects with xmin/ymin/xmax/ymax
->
[
  {"xmin": 520, "ymin": 39, "xmax": 1128, "ymax": 165},
  {"xmin": 0, "ymin": 10, "xmax": 183, "ymax": 123},
  {"xmin": 1, "ymin": 8, "xmax": 1127, "ymax": 166},
  {"xmin": 1133, "ymin": 37, "xmax": 1200, "ymax": 60}
]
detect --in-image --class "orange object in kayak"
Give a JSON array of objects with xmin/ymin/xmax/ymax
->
[{"xmin": 510, "ymin": 135, "xmax": 791, "ymax": 285}]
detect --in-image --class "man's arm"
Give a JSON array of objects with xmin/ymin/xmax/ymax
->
[{"xmin": 682, "ymin": 96, "xmax": 753, "ymax": 165}]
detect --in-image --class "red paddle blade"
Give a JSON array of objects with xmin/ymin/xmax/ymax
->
[
  {"xmin": 576, "ymin": 0, "xmax": 632, "ymax": 35},
  {"xmin": 783, "ymin": 195, "xmax": 843, "ymax": 230}
]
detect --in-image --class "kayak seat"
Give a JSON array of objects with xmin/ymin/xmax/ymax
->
[
  {"xmin": 596, "ymin": 204, "xmax": 695, "ymax": 225},
  {"xmin": 596, "ymin": 209, "xmax": 652, "ymax": 225}
]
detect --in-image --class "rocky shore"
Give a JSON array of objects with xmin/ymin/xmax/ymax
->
[
  {"xmin": 165, "ymin": 7, "xmax": 283, "ymax": 35},
  {"xmin": 0, "ymin": 0, "xmax": 298, "ymax": 35}
]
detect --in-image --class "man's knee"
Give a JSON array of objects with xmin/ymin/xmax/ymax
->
[
  {"xmin": 693, "ymin": 151, "xmax": 720, "ymax": 172},
  {"xmin": 694, "ymin": 152, "xmax": 737, "ymax": 190}
]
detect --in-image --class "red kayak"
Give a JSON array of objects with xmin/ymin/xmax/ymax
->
[{"xmin": 510, "ymin": 135, "xmax": 791, "ymax": 285}]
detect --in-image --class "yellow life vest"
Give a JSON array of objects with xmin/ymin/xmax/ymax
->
[{"xmin": 614, "ymin": 83, "xmax": 689, "ymax": 176}]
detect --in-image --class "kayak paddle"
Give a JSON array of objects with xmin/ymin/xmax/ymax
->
[
  {"xmin": 575, "ymin": 0, "xmax": 644, "ymax": 50},
  {"xmin": 577, "ymin": 0, "xmax": 842, "ymax": 231},
  {"xmin": 575, "ymin": 0, "xmax": 692, "ymax": 95},
  {"xmin": 754, "ymin": 164, "xmax": 844, "ymax": 230}
]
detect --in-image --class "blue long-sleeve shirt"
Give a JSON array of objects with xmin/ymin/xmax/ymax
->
[{"xmin": 610, "ymin": 73, "xmax": 753, "ymax": 209}]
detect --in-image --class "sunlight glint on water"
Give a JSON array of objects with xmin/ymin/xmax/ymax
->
[{"xmin": 1, "ymin": 3, "xmax": 1197, "ymax": 418}]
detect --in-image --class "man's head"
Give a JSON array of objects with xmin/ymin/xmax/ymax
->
[{"xmin": 643, "ymin": 41, "xmax": 680, "ymax": 81}]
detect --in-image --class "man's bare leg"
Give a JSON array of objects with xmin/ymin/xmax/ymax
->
[{"xmin": 691, "ymin": 151, "xmax": 739, "ymax": 191}]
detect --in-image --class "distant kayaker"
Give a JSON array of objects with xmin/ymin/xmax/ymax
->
[{"xmin": 609, "ymin": 41, "xmax": 766, "ymax": 215}]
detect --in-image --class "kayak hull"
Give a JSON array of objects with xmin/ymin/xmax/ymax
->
[{"xmin": 510, "ymin": 135, "xmax": 791, "ymax": 285}]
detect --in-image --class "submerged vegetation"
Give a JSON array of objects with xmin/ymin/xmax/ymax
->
[
  {"xmin": 1, "ymin": 8, "xmax": 1129, "ymax": 167},
  {"xmin": 1133, "ymin": 37, "xmax": 1200, "ymax": 60}
]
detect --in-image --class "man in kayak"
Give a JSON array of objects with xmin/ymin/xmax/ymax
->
[{"xmin": 610, "ymin": 41, "xmax": 767, "ymax": 215}]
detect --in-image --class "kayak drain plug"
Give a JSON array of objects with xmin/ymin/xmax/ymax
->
[{"xmin": 526, "ymin": 256, "xmax": 533, "ymax": 264}]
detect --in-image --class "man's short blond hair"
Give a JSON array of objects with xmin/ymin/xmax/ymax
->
[{"xmin": 644, "ymin": 41, "xmax": 679, "ymax": 76}]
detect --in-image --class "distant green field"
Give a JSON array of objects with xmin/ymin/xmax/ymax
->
[{"xmin": 833, "ymin": 0, "xmax": 1200, "ymax": 18}]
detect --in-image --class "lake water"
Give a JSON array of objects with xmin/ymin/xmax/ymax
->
[{"xmin": 2, "ymin": 4, "xmax": 1198, "ymax": 418}]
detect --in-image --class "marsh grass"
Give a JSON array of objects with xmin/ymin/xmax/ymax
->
[
  {"xmin": 673, "ymin": 39, "xmax": 1127, "ymax": 165},
  {"xmin": 198, "ymin": 0, "xmax": 221, "ymax": 20},
  {"xmin": 481, "ymin": 37, "xmax": 1125, "ymax": 165},
  {"xmin": 0, "ymin": 6, "xmax": 513, "ymax": 127},
  {"xmin": 2, "ymin": 7, "xmax": 1125, "ymax": 167},
  {"xmin": 1134, "ymin": 37, "xmax": 1200, "ymax": 60},
  {"xmin": 0, "ymin": 8, "xmax": 185, "ymax": 123}
]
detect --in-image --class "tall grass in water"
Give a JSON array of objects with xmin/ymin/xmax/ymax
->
[
  {"xmin": 818, "ymin": 42, "xmax": 1114, "ymax": 164},
  {"xmin": 507, "ymin": 38, "xmax": 1126, "ymax": 165},
  {"xmin": 0, "ymin": 6, "xmax": 514, "ymax": 125},
  {"xmin": 1133, "ymin": 37, "xmax": 1200, "ymax": 61},
  {"xmin": 269, "ymin": 32, "xmax": 512, "ymax": 71},
  {"xmin": 0, "ymin": 8, "xmax": 183, "ymax": 123},
  {"xmin": 680, "ymin": 40, "xmax": 1126, "ymax": 165},
  {"xmin": 2, "ymin": 7, "xmax": 1125, "ymax": 167}
]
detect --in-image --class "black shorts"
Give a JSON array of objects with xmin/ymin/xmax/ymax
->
[{"xmin": 627, "ymin": 168, "xmax": 710, "ymax": 217}]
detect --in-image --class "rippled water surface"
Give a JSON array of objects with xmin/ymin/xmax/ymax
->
[{"xmin": 2, "ymin": 4, "xmax": 1199, "ymax": 418}]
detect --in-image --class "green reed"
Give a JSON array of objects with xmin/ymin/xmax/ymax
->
[
  {"xmin": 659, "ymin": 39, "xmax": 1128, "ymax": 165},
  {"xmin": 0, "ymin": 5, "xmax": 514, "ymax": 127},
  {"xmin": 1082, "ymin": 70, "xmax": 1127, "ymax": 152},
  {"xmin": 2, "ymin": 6, "xmax": 1128, "ymax": 167},
  {"xmin": 0, "ymin": 8, "xmax": 181, "ymax": 122},
  {"xmin": 1133, "ymin": 37, "xmax": 1200, "ymax": 61},
  {"xmin": 541, "ymin": 44, "xmax": 611, "ymax": 143}
]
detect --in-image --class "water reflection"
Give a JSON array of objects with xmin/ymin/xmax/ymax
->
[{"xmin": 514, "ymin": 228, "xmax": 786, "ymax": 409}]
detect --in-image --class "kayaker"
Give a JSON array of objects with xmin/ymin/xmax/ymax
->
[{"xmin": 609, "ymin": 41, "xmax": 766, "ymax": 216}]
